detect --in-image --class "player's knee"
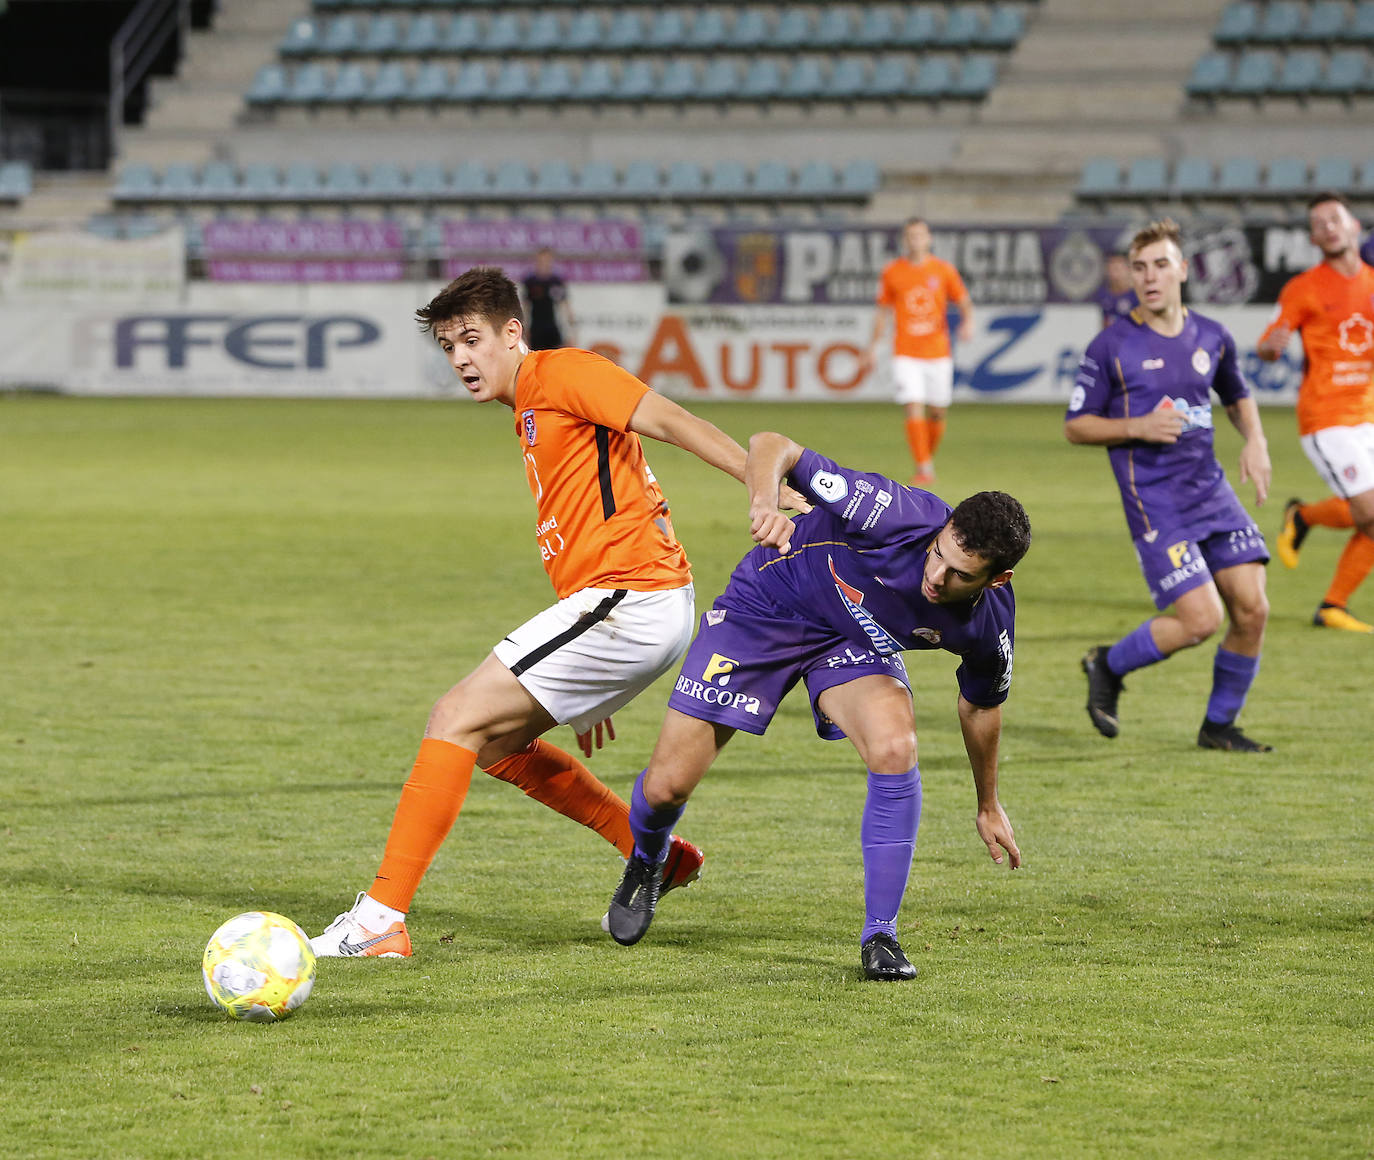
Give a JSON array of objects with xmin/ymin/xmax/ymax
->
[
  {"xmin": 1232, "ymin": 591, "xmax": 1269, "ymax": 636},
  {"xmin": 864, "ymin": 731, "xmax": 918, "ymax": 775},
  {"xmin": 643, "ymin": 767, "xmax": 692, "ymax": 810},
  {"xmin": 1177, "ymin": 605, "xmax": 1223, "ymax": 645}
]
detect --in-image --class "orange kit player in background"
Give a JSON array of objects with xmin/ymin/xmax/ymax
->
[
  {"xmin": 1258, "ymin": 192, "xmax": 1374, "ymax": 633},
  {"xmin": 861, "ymin": 217, "xmax": 974, "ymax": 485},
  {"xmin": 312, "ymin": 266, "xmax": 805, "ymax": 957}
]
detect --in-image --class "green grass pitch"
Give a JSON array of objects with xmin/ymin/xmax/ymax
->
[{"xmin": 1, "ymin": 395, "xmax": 1369, "ymax": 1159}]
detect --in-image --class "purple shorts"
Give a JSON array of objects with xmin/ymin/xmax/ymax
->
[
  {"xmin": 1135, "ymin": 505, "xmax": 1269, "ymax": 609},
  {"xmin": 665, "ymin": 606, "xmax": 910, "ymax": 740}
]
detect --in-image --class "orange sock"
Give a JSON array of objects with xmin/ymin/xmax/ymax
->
[
  {"xmin": 904, "ymin": 417, "xmax": 931, "ymax": 470},
  {"xmin": 1324, "ymin": 531, "xmax": 1374, "ymax": 608},
  {"xmin": 1302, "ymin": 497, "xmax": 1353, "ymax": 528},
  {"xmin": 369, "ymin": 738, "xmax": 476, "ymax": 913},
  {"xmin": 484, "ymin": 739, "xmax": 633, "ymax": 856},
  {"xmin": 927, "ymin": 416, "xmax": 946, "ymax": 457}
]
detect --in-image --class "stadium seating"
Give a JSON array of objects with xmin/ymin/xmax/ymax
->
[{"xmin": 0, "ymin": 159, "xmax": 34, "ymax": 202}]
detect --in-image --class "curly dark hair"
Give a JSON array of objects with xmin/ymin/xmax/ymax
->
[
  {"xmin": 949, "ymin": 491, "xmax": 1031, "ymax": 575},
  {"xmin": 415, "ymin": 266, "xmax": 523, "ymax": 336}
]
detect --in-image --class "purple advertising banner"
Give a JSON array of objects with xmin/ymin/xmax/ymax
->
[
  {"xmin": 443, "ymin": 258, "xmax": 648, "ymax": 282},
  {"xmin": 441, "ymin": 220, "xmax": 642, "ymax": 254},
  {"xmin": 662, "ymin": 223, "xmax": 1298, "ymax": 307},
  {"xmin": 202, "ymin": 220, "xmax": 407, "ymax": 256},
  {"xmin": 207, "ymin": 260, "xmax": 407, "ymax": 282}
]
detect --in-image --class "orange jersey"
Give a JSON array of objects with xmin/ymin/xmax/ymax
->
[
  {"xmin": 513, "ymin": 348, "xmax": 691, "ymax": 598},
  {"xmin": 1260, "ymin": 261, "xmax": 1374, "ymax": 436},
  {"xmin": 876, "ymin": 255, "xmax": 968, "ymax": 359}
]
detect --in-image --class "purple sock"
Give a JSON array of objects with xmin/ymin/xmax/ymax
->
[
  {"xmin": 629, "ymin": 770, "xmax": 684, "ymax": 865},
  {"xmin": 860, "ymin": 767, "xmax": 922, "ymax": 944},
  {"xmin": 1205, "ymin": 647, "xmax": 1260, "ymax": 726},
  {"xmin": 1106, "ymin": 619, "xmax": 1165, "ymax": 677}
]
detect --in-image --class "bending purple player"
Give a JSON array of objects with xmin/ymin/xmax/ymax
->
[{"xmin": 605, "ymin": 431, "xmax": 1030, "ymax": 981}]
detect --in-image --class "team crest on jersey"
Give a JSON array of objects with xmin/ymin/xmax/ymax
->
[
  {"xmin": 827, "ymin": 555, "xmax": 902, "ymax": 655},
  {"xmin": 521, "ymin": 409, "xmax": 537, "ymax": 446},
  {"xmin": 1191, "ymin": 348, "xmax": 1211, "ymax": 376},
  {"xmin": 705, "ymin": 609, "xmax": 727, "ymax": 626}
]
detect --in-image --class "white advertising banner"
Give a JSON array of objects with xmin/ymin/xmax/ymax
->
[
  {"xmin": 2, "ymin": 228, "xmax": 184, "ymax": 301},
  {"xmin": 0, "ymin": 282, "xmax": 1303, "ymax": 403}
]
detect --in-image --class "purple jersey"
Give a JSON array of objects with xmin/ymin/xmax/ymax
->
[
  {"xmin": 1361, "ymin": 234, "xmax": 1373, "ymax": 268},
  {"xmin": 1067, "ymin": 308, "xmax": 1250, "ymax": 541},
  {"xmin": 1094, "ymin": 285, "xmax": 1138, "ymax": 326},
  {"xmin": 719, "ymin": 448, "xmax": 1017, "ymax": 707}
]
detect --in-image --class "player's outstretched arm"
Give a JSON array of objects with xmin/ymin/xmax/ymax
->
[
  {"xmin": 1226, "ymin": 397, "xmax": 1271, "ymax": 506},
  {"xmin": 745, "ymin": 432, "xmax": 803, "ymax": 553},
  {"xmin": 958, "ymin": 695, "xmax": 1021, "ymax": 869},
  {"xmin": 1065, "ymin": 410, "xmax": 1184, "ymax": 447}
]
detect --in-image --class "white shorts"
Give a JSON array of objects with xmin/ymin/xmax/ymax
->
[
  {"xmin": 891, "ymin": 356, "xmax": 954, "ymax": 407},
  {"xmin": 1301, "ymin": 423, "xmax": 1374, "ymax": 499},
  {"xmin": 492, "ymin": 584, "xmax": 696, "ymax": 734}
]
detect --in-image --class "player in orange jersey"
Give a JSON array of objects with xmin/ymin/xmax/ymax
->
[
  {"xmin": 1258, "ymin": 192, "xmax": 1374, "ymax": 633},
  {"xmin": 312, "ymin": 267, "xmax": 805, "ymax": 957},
  {"xmin": 861, "ymin": 218, "xmax": 973, "ymax": 485}
]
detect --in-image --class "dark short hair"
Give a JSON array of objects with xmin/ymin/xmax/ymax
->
[
  {"xmin": 416, "ymin": 266, "xmax": 523, "ymax": 336},
  {"xmin": 949, "ymin": 491, "xmax": 1032, "ymax": 576},
  {"xmin": 1306, "ymin": 190, "xmax": 1351, "ymax": 213},
  {"xmin": 904, "ymin": 216, "xmax": 929, "ymax": 230}
]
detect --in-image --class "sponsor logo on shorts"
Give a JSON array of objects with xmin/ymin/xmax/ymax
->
[
  {"xmin": 827, "ymin": 555, "xmax": 903, "ymax": 656},
  {"xmin": 673, "ymin": 675, "xmax": 761, "ymax": 716},
  {"xmin": 701, "ymin": 653, "xmax": 738, "ymax": 685},
  {"xmin": 1167, "ymin": 541, "xmax": 1192, "ymax": 569},
  {"xmin": 522, "ymin": 409, "xmax": 537, "ymax": 446},
  {"xmin": 1159, "ymin": 541, "xmax": 1207, "ymax": 594}
]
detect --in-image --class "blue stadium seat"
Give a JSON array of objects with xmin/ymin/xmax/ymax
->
[
  {"xmin": 238, "ymin": 163, "xmax": 280, "ymax": 198},
  {"xmin": 837, "ymin": 158, "xmax": 880, "ymax": 195},
  {"xmin": 449, "ymin": 161, "xmax": 488, "ymax": 196},
  {"xmin": 401, "ymin": 13, "xmax": 441, "ymax": 54},
  {"xmin": 282, "ymin": 161, "xmax": 322, "ymax": 197},
  {"xmin": 450, "ymin": 62, "xmax": 487, "ymax": 103},
  {"xmin": 826, "ymin": 57, "xmax": 869, "ymax": 100},
  {"xmin": 1254, "ymin": 2, "xmax": 1303, "ymax": 44},
  {"xmin": 699, "ymin": 57, "xmax": 742, "ymax": 101},
  {"xmin": 741, "ymin": 57, "xmax": 784, "ymax": 101},
  {"xmin": 489, "ymin": 60, "xmax": 533, "ymax": 103},
  {"xmin": 869, "ymin": 55, "xmax": 912, "ymax": 99},
  {"xmin": 322, "ymin": 162, "xmax": 364, "ymax": 197},
  {"xmin": 410, "ymin": 161, "xmax": 451, "ymax": 197},
  {"xmin": 616, "ymin": 59, "xmax": 658, "ymax": 102},
  {"xmin": 684, "ymin": 9, "xmax": 727, "ymax": 51},
  {"xmin": 1187, "ymin": 51, "xmax": 1231, "ymax": 97},
  {"xmin": 287, "ymin": 62, "xmax": 330, "ymax": 103},
  {"xmin": 896, "ymin": 7, "xmax": 940, "ymax": 48},
  {"xmin": 939, "ymin": 5, "xmax": 984, "ymax": 48},
  {"xmin": 1311, "ymin": 156, "xmax": 1355, "ymax": 189},
  {"xmin": 327, "ymin": 62, "xmax": 370, "ymax": 103},
  {"xmin": 1356, "ymin": 159, "xmax": 1374, "ymax": 194},
  {"xmin": 951, "ymin": 55, "xmax": 997, "ymax": 98},
  {"xmin": 658, "ymin": 59, "xmax": 700, "ymax": 102},
  {"xmin": 564, "ymin": 11, "xmax": 602, "ymax": 52},
  {"xmin": 664, "ymin": 161, "xmax": 706, "ymax": 197},
  {"xmin": 246, "ymin": 63, "xmax": 288, "ymax": 105},
  {"xmin": 1172, "ymin": 156, "xmax": 1215, "ymax": 197},
  {"xmin": 1318, "ymin": 49, "xmax": 1368, "ymax": 94},
  {"xmin": 484, "ymin": 12, "xmax": 522, "ymax": 54},
  {"xmin": 1228, "ymin": 51, "xmax": 1278, "ymax": 96},
  {"xmin": 114, "ymin": 163, "xmax": 158, "ymax": 199},
  {"xmin": 1076, "ymin": 157, "xmax": 1122, "ymax": 198},
  {"xmin": 1214, "ymin": 2, "xmax": 1258, "ymax": 45},
  {"xmin": 1124, "ymin": 157, "xmax": 1169, "ymax": 197},
  {"xmin": 366, "ymin": 162, "xmax": 408, "ymax": 198},
  {"xmin": 573, "ymin": 60, "xmax": 616, "ymax": 102},
  {"xmin": 812, "ymin": 7, "xmax": 855, "ymax": 48},
  {"xmin": 604, "ymin": 10, "xmax": 645, "ymax": 52},
  {"xmin": 645, "ymin": 9, "xmax": 688, "ymax": 50},
  {"xmin": 532, "ymin": 61, "xmax": 574, "ymax": 102},
  {"xmin": 1273, "ymin": 49, "xmax": 1323, "ymax": 95},
  {"xmin": 911, "ymin": 56, "xmax": 953, "ymax": 99},
  {"xmin": 368, "ymin": 61, "xmax": 409, "ymax": 103},
  {"xmin": 620, "ymin": 160, "xmax": 662, "ymax": 197},
  {"xmin": 409, "ymin": 61, "xmax": 449, "ymax": 102},
  {"xmin": 362, "ymin": 15, "xmax": 400, "ymax": 55},
  {"xmin": 752, "ymin": 161, "xmax": 793, "ymax": 197},
  {"xmin": 1216, "ymin": 156, "xmax": 1262, "ymax": 195},
  {"xmin": 1263, "ymin": 156, "xmax": 1310, "ymax": 195},
  {"xmin": 534, "ymin": 160, "xmax": 577, "ymax": 198},
  {"xmin": 491, "ymin": 162, "xmax": 534, "ymax": 196},
  {"xmin": 795, "ymin": 160, "xmax": 839, "ymax": 196},
  {"xmin": 161, "ymin": 163, "xmax": 197, "ymax": 199},
  {"xmin": 1346, "ymin": 1, "xmax": 1374, "ymax": 42},
  {"xmin": 781, "ymin": 57, "xmax": 826, "ymax": 101},
  {"xmin": 525, "ymin": 11, "xmax": 562, "ymax": 53},
  {"xmin": 1298, "ymin": 1, "xmax": 1347, "ymax": 42},
  {"xmin": 577, "ymin": 161, "xmax": 619, "ymax": 198},
  {"xmin": 198, "ymin": 161, "xmax": 237, "ymax": 197},
  {"xmin": 280, "ymin": 18, "xmax": 321, "ymax": 55},
  {"xmin": 708, "ymin": 161, "xmax": 752, "ymax": 196},
  {"xmin": 772, "ymin": 10, "xmax": 813, "ymax": 50},
  {"xmin": 729, "ymin": 8, "xmax": 771, "ymax": 50},
  {"xmin": 852, "ymin": 8, "xmax": 897, "ymax": 50},
  {"xmin": 442, "ymin": 13, "xmax": 481, "ymax": 52},
  {"xmin": 322, "ymin": 16, "xmax": 361, "ymax": 55},
  {"xmin": 981, "ymin": 4, "xmax": 1026, "ymax": 49}
]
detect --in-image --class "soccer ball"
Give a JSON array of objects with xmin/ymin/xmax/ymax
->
[{"xmin": 202, "ymin": 911, "xmax": 316, "ymax": 1022}]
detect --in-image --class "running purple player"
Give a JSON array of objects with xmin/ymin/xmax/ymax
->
[
  {"xmin": 1066, "ymin": 218, "xmax": 1274, "ymax": 753},
  {"xmin": 604, "ymin": 432, "xmax": 1031, "ymax": 982}
]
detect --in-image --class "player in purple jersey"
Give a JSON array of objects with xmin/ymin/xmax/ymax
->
[
  {"xmin": 603, "ymin": 432, "xmax": 1031, "ymax": 981},
  {"xmin": 1360, "ymin": 232, "xmax": 1373, "ymax": 268},
  {"xmin": 1066, "ymin": 219, "xmax": 1274, "ymax": 752},
  {"xmin": 1094, "ymin": 252, "xmax": 1139, "ymax": 328}
]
